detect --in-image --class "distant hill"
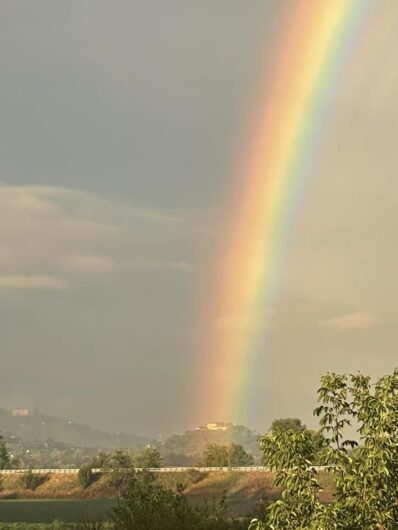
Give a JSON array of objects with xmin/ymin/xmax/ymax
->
[
  {"xmin": 163, "ymin": 425, "xmax": 261, "ymax": 464},
  {"xmin": 0, "ymin": 408, "xmax": 155, "ymax": 449}
]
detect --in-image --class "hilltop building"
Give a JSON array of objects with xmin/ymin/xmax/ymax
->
[
  {"xmin": 11, "ymin": 408, "xmax": 30, "ymax": 417},
  {"xmin": 196, "ymin": 422, "xmax": 235, "ymax": 432}
]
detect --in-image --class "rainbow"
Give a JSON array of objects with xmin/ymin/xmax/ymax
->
[{"xmin": 201, "ymin": 0, "xmax": 376, "ymax": 423}]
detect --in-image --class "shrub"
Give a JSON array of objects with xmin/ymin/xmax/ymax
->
[
  {"xmin": 77, "ymin": 464, "xmax": 94, "ymax": 489},
  {"xmin": 186, "ymin": 467, "xmax": 205, "ymax": 484},
  {"xmin": 19, "ymin": 470, "xmax": 47, "ymax": 490},
  {"xmin": 110, "ymin": 471, "xmax": 248, "ymax": 530}
]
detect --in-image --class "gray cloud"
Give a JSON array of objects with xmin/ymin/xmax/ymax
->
[
  {"xmin": 61, "ymin": 254, "xmax": 120, "ymax": 274},
  {"xmin": 319, "ymin": 313, "xmax": 378, "ymax": 331},
  {"xmin": 0, "ymin": 185, "xmax": 195, "ymax": 286},
  {"xmin": 0, "ymin": 275, "xmax": 67, "ymax": 290}
]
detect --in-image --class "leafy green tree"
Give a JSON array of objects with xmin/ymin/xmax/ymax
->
[
  {"xmin": 133, "ymin": 446, "xmax": 162, "ymax": 468},
  {"xmin": 251, "ymin": 370, "xmax": 398, "ymax": 530},
  {"xmin": 0, "ymin": 435, "xmax": 10, "ymax": 469},
  {"xmin": 269, "ymin": 418, "xmax": 305, "ymax": 433},
  {"xmin": 110, "ymin": 449, "xmax": 133, "ymax": 469},
  {"xmin": 257, "ymin": 429, "xmax": 323, "ymax": 529},
  {"xmin": 201, "ymin": 444, "xmax": 229, "ymax": 467},
  {"xmin": 91, "ymin": 450, "xmax": 111, "ymax": 469},
  {"xmin": 200, "ymin": 443, "xmax": 253, "ymax": 467},
  {"xmin": 163, "ymin": 451, "xmax": 194, "ymax": 466},
  {"xmin": 228, "ymin": 444, "xmax": 254, "ymax": 466},
  {"xmin": 264, "ymin": 418, "xmax": 325, "ymax": 467}
]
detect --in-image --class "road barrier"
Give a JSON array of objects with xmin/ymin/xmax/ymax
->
[{"xmin": 0, "ymin": 466, "xmax": 329, "ymax": 475}]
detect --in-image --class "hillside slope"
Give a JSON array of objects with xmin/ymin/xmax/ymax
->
[
  {"xmin": 0, "ymin": 409, "xmax": 155, "ymax": 449},
  {"xmin": 164, "ymin": 425, "xmax": 261, "ymax": 463}
]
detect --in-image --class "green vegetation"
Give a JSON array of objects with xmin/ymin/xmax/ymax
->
[
  {"xmin": 132, "ymin": 446, "xmax": 163, "ymax": 468},
  {"xmin": 200, "ymin": 443, "xmax": 254, "ymax": 467},
  {"xmin": 88, "ymin": 446, "xmax": 162, "ymax": 471},
  {"xmin": 269, "ymin": 418, "xmax": 304, "ymax": 433},
  {"xmin": 264, "ymin": 417, "xmax": 325, "ymax": 466},
  {"xmin": 251, "ymin": 370, "xmax": 398, "ymax": 530},
  {"xmin": 110, "ymin": 471, "xmax": 248, "ymax": 530},
  {"xmin": 77, "ymin": 465, "xmax": 94, "ymax": 489},
  {"xmin": 19, "ymin": 470, "xmax": 47, "ymax": 491},
  {"xmin": 0, "ymin": 435, "xmax": 10, "ymax": 469}
]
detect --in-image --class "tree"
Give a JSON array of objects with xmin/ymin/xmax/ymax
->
[
  {"xmin": 264, "ymin": 418, "xmax": 325, "ymax": 467},
  {"xmin": 200, "ymin": 443, "xmax": 253, "ymax": 467},
  {"xmin": 251, "ymin": 370, "xmax": 398, "ymax": 530},
  {"xmin": 269, "ymin": 418, "xmax": 305, "ymax": 433},
  {"xmin": 228, "ymin": 444, "xmax": 254, "ymax": 466},
  {"xmin": 133, "ymin": 446, "xmax": 162, "ymax": 468},
  {"xmin": 201, "ymin": 444, "xmax": 229, "ymax": 467},
  {"xmin": 0, "ymin": 435, "xmax": 10, "ymax": 469},
  {"xmin": 110, "ymin": 449, "xmax": 133, "ymax": 469},
  {"xmin": 91, "ymin": 450, "xmax": 111, "ymax": 469},
  {"xmin": 163, "ymin": 451, "xmax": 194, "ymax": 467}
]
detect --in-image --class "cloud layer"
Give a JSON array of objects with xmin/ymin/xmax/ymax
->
[
  {"xmin": 0, "ymin": 275, "xmax": 67, "ymax": 290},
  {"xmin": 0, "ymin": 185, "xmax": 195, "ymax": 291},
  {"xmin": 320, "ymin": 312, "xmax": 378, "ymax": 331}
]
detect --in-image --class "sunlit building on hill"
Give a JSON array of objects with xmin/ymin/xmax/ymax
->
[
  {"xmin": 11, "ymin": 408, "xmax": 30, "ymax": 417},
  {"xmin": 196, "ymin": 422, "xmax": 235, "ymax": 432}
]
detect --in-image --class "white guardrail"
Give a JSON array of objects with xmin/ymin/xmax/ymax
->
[
  {"xmin": 0, "ymin": 466, "xmax": 329, "ymax": 475},
  {"xmin": 0, "ymin": 466, "xmax": 271, "ymax": 475}
]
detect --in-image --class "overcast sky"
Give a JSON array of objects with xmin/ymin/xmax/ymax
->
[{"xmin": 1, "ymin": 1, "xmax": 398, "ymax": 437}]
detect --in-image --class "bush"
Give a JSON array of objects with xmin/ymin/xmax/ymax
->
[
  {"xmin": 77, "ymin": 465, "xmax": 94, "ymax": 489},
  {"xmin": 110, "ymin": 471, "xmax": 248, "ymax": 530},
  {"xmin": 19, "ymin": 470, "xmax": 47, "ymax": 490},
  {"xmin": 186, "ymin": 468, "xmax": 205, "ymax": 484}
]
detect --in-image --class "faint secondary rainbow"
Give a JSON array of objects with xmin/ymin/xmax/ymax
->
[{"xmin": 202, "ymin": 0, "xmax": 376, "ymax": 422}]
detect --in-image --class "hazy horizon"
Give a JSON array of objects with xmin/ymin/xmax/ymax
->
[{"xmin": 1, "ymin": 1, "xmax": 398, "ymax": 438}]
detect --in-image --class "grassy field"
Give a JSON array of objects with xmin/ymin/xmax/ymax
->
[{"xmin": 0, "ymin": 499, "xmax": 115, "ymax": 523}]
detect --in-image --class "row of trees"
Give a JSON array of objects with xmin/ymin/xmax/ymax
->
[
  {"xmin": 0, "ymin": 437, "xmax": 256, "ymax": 474},
  {"xmin": 200, "ymin": 443, "xmax": 254, "ymax": 467},
  {"xmin": 90, "ymin": 445, "xmax": 163, "ymax": 470},
  {"xmin": 85, "ymin": 442, "xmax": 254, "ymax": 472}
]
